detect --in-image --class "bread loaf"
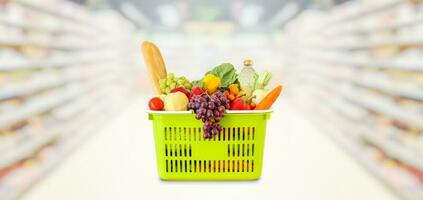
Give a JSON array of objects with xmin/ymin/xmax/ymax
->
[{"xmin": 141, "ymin": 41, "xmax": 167, "ymax": 94}]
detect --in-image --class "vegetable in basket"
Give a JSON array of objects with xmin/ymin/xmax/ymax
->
[
  {"xmin": 141, "ymin": 42, "xmax": 284, "ymax": 139},
  {"xmin": 148, "ymin": 97, "xmax": 164, "ymax": 111},
  {"xmin": 203, "ymin": 74, "xmax": 221, "ymax": 94},
  {"xmin": 252, "ymin": 71, "xmax": 272, "ymax": 103},
  {"xmin": 230, "ymin": 98, "xmax": 251, "ymax": 110},
  {"xmin": 207, "ymin": 63, "xmax": 238, "ymax": 87},
  {"xmin": 255, "ymin": 85, "xmax": 283, "ymax": 110}
]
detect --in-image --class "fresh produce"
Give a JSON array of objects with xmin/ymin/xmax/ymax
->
[
  {"xmin": 170, "ymin": 87, "xmax": 191, "ymax": 98},
  {"xmin": 191, "ymin": 79, "xmax": 203, "ymax": 88},
  {"xmin": 254, "ymin": 71, "xmax": 272, "ymax": 90},
  {"xmin": 149, "ymin": 97, "xmax": 164, "ymax": 111},
  {"xmin": 238, "ymin": 90, "xmax": 252, "ymax": 102},
  {"xmin": 188, "ymin": 91, "xmax": 230, "ymax": 139},
  {"xmin": 208, "ymin": 63, "xmax": 237, "ymax": 87},
  {"xmin": 159, "ymin": 73, "xmax": 192, "ymax": 94},
  {"xmin": 142, "ymin": 43, "xmax": 283, "ymax": 138},
  {"xmin": 250, "ymin": 102, "xmax": 256, "ymax": 110},
  {"xmin": 190, "ymin": 86, "xmax": 204, "ymax": 98},
  {"xmin": 164, "ymin": 92, "xmax": 189, "ymax": 111},
  {"xmin": 203, "ymin": 74, "xmax": 221, "ymax": 94},
  {"xmin": 230, "ymin": 98, "xmax": 251, "ymax": 110},
  {"xmin": 252, "ymin": 89, "xmax": 270, "ymax": 104},
  {"xmin": 255, "ymin": 85, "xmax": 283, "ymax": 110},
  {"xmin": 238, "ymin": 59, "xmax": 257, "ymax": 93},
  {"xmin": 228, "ymin": 84, "xmax": 240, "ymax": 96},
  {"xmin": 158, "ymin": 94, "xmax": 166, "ymax": 102},
  {"xmin": 141, "ymin": 41, "xmax": 167, "ymax": 95}
]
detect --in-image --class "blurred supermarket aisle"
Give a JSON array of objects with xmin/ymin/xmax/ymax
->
[
  {"xmin": 2, "ymin": 0, "xmax": 423, "ymax": 199},
  {"xmin": 19, "ymin": 96, "xmax": 397, "ymax": 200}
]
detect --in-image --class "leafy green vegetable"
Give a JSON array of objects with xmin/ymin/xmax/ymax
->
[
  {"xmin": 254, "ymin": 71, "xmax": 272, "ymax": 90},
  {"xmin": 208, "ymin": 63, "xmax": 238, "ymax": 87},
  {"xmin": 238, "ymin": 65, "xmax": 257, "ymax": 92}
]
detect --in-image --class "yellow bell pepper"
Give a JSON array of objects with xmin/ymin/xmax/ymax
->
[{"xmin": 203, "ymin": 74, "xmax": 221, "ymax": 94}]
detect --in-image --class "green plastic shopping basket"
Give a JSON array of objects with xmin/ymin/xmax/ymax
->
[{"xmin": 148, "ymin": 110, "xmax": 272, "ymax": 180}]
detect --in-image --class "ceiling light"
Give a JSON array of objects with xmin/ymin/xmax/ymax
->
[
  {"xmin": 268, "ymin": 3, "xmax": 299, "ymax": 27},
  {"xmin": 157, "ymin": 4, "xmax": 181, "ymax": 27},
  {"xmin": 239, "ymin": 4, "xmax": 263, "ymax": 27},
  {"xmin": 120, "ymin": 2, "xmax": 151, "ymax": 26}
]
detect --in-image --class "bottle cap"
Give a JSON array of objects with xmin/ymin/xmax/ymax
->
[{"xmin": 243, "ymin": 59, "xmax": 253, "ymax": 66}]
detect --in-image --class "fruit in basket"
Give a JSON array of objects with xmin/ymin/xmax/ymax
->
[
  {"xmin": 190, "ymin": 86, "xmax": 204, "ymax": 99},
  {"xmin": 255, "ymin": 85, "xmax": 283, "ymax": 110},
  {"xmin": 170, "ymin": 87, "xmax": 191, "ymax": 98},
  {"xmin": 203, "ymin": 74, "xmax": 221, "ymax": 94},
  {"xmin": 164, "ymin": 92, "xmax": 189, "ymax": 111},
  {"xmin": 149, "ymin": 97, "xmax": 164, "ymax": 111},
  {"xmin": 188, "ymin": 91, "xmax": 230, "ymax": 138},
  {"xmin": 159, "ymin": 73, "xmax": 192, "ymax": 94}
]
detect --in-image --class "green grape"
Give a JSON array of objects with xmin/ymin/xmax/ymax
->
[
  {"xmin": 159, "ymin": 73, "xmax": 193, "ymax": 93},
  {"xmin": 184, "ymin": 83, "xmax": 192, "ymax": 89},
  {"xmin": 168, "ymin": 73, "xmax": 175, "ymax": 80}
]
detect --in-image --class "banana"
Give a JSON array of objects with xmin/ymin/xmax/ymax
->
[{"xmin": 141, "ymin": 41, "xmax": 167, "ymax": 95}]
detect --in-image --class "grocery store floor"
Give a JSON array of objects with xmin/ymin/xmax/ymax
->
[{"xmin": 21, "ymin": 96, "xmax": 398, "ymax": 200}]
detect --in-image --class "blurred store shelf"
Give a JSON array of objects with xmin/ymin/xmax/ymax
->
[
  {"xmin": 284, "ymin": 0, "xmax": 423, "ymax": 199},
  {"xmin": 0, "ymin": 0, "xmax": 139, "ymax": 199}
]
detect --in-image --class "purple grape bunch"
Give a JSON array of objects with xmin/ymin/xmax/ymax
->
[{"xmin": 188, "ymin": 91, "xmax": 230, "ymax": 139}]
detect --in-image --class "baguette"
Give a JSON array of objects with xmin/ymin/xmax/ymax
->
[{"xmin": 141, "ymin": 41, "xmax": 167, "ymax": 94}]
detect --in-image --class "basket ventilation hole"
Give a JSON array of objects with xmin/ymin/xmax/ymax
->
[{"xmin": 237, "ymin": 128, "xmax": 240, "ymax": 141}]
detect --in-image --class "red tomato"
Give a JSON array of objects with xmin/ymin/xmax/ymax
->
[{"xmin": 149, "ymin": 97, "xmax": 164, "ymax": 111}]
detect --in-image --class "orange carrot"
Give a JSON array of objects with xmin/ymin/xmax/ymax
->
[{"xmin": 255, "ymin": 85, "xmax": 283, "ymax": 110}]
